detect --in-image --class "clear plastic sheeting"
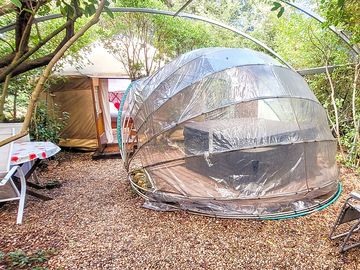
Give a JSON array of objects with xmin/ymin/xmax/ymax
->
[{"xmin": 120, "ymin": 47, "xmax": 340, "ymax": 218}]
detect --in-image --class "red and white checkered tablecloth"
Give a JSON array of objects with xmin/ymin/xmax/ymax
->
[{"xmin": 10, "ymin": 142, "xmax": 61, "ymax": 165}]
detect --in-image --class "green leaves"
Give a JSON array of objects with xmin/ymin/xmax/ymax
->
[
  {"xmin": 337, "ymin": 0, "xmax": 345, "ymax": 9},
  {"xmin": 104, "ymin": 6, "xmax": 114, "ymax": 19},
  {"xmin": 74, "ymin": 0, "xmax": 114, "ymax": 18},
  {"xmin": 54, "ymin": 0, "xmax": 113, "ymax": 18},
  {"xmin": 10, "ymin": 0, "xmax": 22, "ymax": 8},
  {"xmin": 277, "ymin": 7, "xmax": 285, "ymax": 18},
  {"xmin": 271, "ymin": 1, "xmax": 285, "ymax": 18},
  {"xmin": 320, "ymin": 0, "xmax": 360, "ymax": 44},
  {"xmin": 1, "ymin": 249, "xmax": 55, "ymax": 270},
  {"xmin": 271, "ymin": 2, "xmax": 281, "ymax": 11},
  {"xmin": 57, "ymin": 1, "xmax": 76, "ymax": 17},
  {"xmin": 84, "ymin": 4, "xmax": 96, "ymax": 16}
]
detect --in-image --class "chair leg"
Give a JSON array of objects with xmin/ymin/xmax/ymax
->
[
  {"xmin": 330, "ymin": 198, "xmax": 351, "ymax": 240},
  {"xmin": 15, "ymin": 167, "xmax": 26, "ymax": 225},
  {"xmin": 340, "ymin": 219, "xmax": 360, "ymax": 252}
]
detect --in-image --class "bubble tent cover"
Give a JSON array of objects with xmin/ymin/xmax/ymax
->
[{"xmin": 118, "ymin": 47, "xmax": 341, "ymax": 219}]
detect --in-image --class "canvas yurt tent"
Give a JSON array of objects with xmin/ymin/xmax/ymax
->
[
  {"xmin": 45, "ymin": 44, "xmax": 132, "ymax": 154},
  {"xmin": 120, "ymin": 47, "xmax": 340, "ymax": 219}
]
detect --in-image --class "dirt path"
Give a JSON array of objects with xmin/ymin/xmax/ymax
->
[{"xmin": 1, "ymin": 152, "xmax": 359, "ymax": 269}]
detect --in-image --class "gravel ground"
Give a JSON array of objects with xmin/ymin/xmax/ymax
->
[{"xmin": 1, "ymin": 151, "xmax": 359, "ymax": 269}]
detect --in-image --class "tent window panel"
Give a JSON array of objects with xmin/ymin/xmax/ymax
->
[
  {"xmin": 135, "ymin": 97, "xmax": 295, "ymax": 151},
  {"xmin": 134, "ymin": 50, "xmax": 284, "ymax": 130},
  {"xmin": 138, "ymin": 47, "xmax": 221, "ymax": 101},
  {"xmin": 134, "ymin": 58, "xmax": 214, "ymax": 128},
  {"xmin": 259, "ymin": 99, "xmax": 294, "ymax": 122}
]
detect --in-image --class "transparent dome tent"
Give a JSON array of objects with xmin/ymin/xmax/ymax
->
[{"xmin": 118, "ymin": 47, "xmax": 340, "ymax": 219}]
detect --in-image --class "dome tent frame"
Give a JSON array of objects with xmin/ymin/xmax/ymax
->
[
  {"xmin": 119, "ymin": 48, "xmax": 340, "ymax": 219},
  {"xmin": 1, "ymin": 4, "xmax": 357, "ymax": 66}
]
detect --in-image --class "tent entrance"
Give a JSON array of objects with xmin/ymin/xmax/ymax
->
[{"xmin": 92, "ymin": 78, "xmax": 131, "ymax": 158}]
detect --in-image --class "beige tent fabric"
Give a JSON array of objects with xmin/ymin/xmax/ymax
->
[
  {"xmin": 55, "ymin": 44, "xmax": 129, "ymax": 78},
  {"xmin": 0, "ymin": 128, "xmax": 17, "ymax": 199},
  {"xmin": 50, "ymin": 76, "xmax": 91, "ymax": 92},
  {"xmin": 58, "ymin": 138, "xmax": 98, "ymax": 150},
  {"xmin": 55, "ymin": 90, "xmax": 97, "ymax": 139},
  {"xmin": 47, "ymin": 76, "xmax": 98, "ymax": 150},
  {"xmin": 100, "ymin": 79, "xmax": 113, "ymax": 143}
]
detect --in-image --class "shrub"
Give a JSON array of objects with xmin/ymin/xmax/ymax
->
[{"xmin": 30, "ymin": 101, "xmax": 69, "ymax": 143}]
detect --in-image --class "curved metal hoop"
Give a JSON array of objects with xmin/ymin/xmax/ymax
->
[
  {"xmin": 0, "ymin": 4, "xmax": 358, "ymax": 57},
  {"xmin": 280, "ymin": 0, "xmax": 359, "ymax": 55},
  {"xmin": 111, "ymin": 8, "xmax": 294, "ymax": 69},
  {"xmin": 0, "ymin": 8, "xmax": 294, "ymax": 69}
]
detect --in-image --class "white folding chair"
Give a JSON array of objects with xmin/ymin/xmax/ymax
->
[
  {"xmin": 0, "ymin": 127, "xmax": 27, "ymax": 224},
  {"xmin": 330, "ymin": 192, "xmax": 360, "ymax": 252}
]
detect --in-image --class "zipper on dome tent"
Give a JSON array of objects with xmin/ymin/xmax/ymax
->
[{"xmin": 119, "ymin": 78, "xmax": 154, "ymax": 166}]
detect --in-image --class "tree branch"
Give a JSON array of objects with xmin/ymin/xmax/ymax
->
[
  {"xmin": 0, "ymin": 131, "xmax": 28, "ymax": 147},
  {"xmin": 0, "ymin": 52, "xmax": 16, "ymax": 68},
  {"xmin": 0, "ymin": 18, "xmax": 77, "ymax": 82},
  {"xmin": 2, "ymin": 53, "xmax": 55, "ymax": 77},
  {"xmin": 0, "ymin": 36, "xmax": 15, "ymax": 52},
  {"xmin": 15, "ymin": 8, "xmax": 32, "ymax": 52},
  {"xmin": 0, "ymin": 3, "xmax": 17, "ymax": 17},
  {"xmin": 21, "ymin": 0, "xmax": 106, "ymax": 133}
]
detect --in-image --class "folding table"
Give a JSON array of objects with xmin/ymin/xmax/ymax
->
[{"xmin": 10, "ymin": 141, "xmax": 61, "ymax": 200}]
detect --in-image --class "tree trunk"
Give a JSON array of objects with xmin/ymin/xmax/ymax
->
[
  {"xmin": 0, "ymin": 1, "xmax": 80, "ymax": 84},
  {"xmin": 0, "ymin": 18, "xmax": 76, "ymax": 82},
  {"xmin": 13, "ymin": 86, "xmax": 18, "ymax": 120},
  {"xmin": 21, "ymin": 0, "xmax": 106, "ymax": 134},
  {"xmin": 325, "ymin": 61, "xmax": 345, "ymax": 158},
  {"xmin": 0, "ymin": 4, "xmax": 37, "ymax": 119},
  {"xmin": 0, "ymin": 75, "xmax": 11, "ymax": 121},
  {"xmin": 350, "ymin": 62, "xmax": 360, "ymax": 163}
]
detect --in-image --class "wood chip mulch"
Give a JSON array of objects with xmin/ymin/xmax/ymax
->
[{"xmin": 1, "ymin": 151, "xmax": 359, "ymax": 269}]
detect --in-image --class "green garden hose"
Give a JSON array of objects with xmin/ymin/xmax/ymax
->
[{"xmin": 260, "ymin": 182, "xmax": 342, "ymax": 220}]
